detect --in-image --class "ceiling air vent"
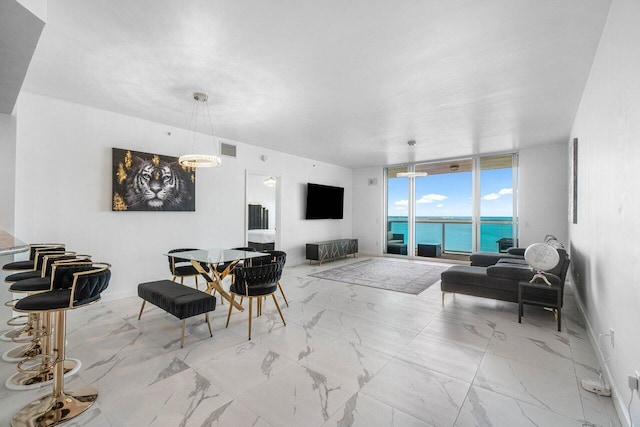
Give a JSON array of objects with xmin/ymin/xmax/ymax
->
[{"xmin": 220, "ymin": 142, "xmax": 237, "ymax": 158}]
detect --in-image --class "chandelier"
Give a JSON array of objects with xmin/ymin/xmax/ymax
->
[{"xmin": 179, "ymin": 92, "xmax": 222, "ymax": 168}]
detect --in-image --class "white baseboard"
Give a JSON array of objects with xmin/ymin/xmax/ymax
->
[{"xmin": 572, "ymin": 285, "xmax": 631, "ymax": 427}]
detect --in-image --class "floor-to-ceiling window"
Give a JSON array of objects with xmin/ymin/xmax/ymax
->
[
  {"xmin": 478, "ymin": 154, "xmax": 518, "ymax": 252},
  {"xmin": 385, "ymin": 153, "xmax": 518, "ymax": 256}
]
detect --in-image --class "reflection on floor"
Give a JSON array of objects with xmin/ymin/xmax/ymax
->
[{"xmin": 0, "ymin": 256, "xmax": 620, "ymax": 426}]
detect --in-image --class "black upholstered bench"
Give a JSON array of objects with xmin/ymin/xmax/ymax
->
[{"xmin": 137, "ymin": 280, "xmax": 216, "ymax": 348}]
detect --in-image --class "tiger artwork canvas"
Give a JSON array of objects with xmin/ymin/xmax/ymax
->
[{"xmin": 112, "ymin": 148, "xmax": 196, "ymax": 211}]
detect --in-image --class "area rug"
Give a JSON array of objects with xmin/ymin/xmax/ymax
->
[{"xmin": 309, "ymin": 258, "xmax": 448, "ymax": 294}]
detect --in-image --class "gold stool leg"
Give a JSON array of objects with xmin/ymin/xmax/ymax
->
[{"xmin": 11, "ymin": 310, "xmax": 97, "ymax": 427}]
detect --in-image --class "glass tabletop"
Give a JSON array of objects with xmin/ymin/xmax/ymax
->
[{"xmin": 164, "ymin": 248, "xmax": 269, "ymax": 264}]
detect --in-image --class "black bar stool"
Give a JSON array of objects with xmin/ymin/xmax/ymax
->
[
  {"xmin": 10, "ymin": 262, "xmax": 111, "ymax": 427},
  {"xmin": 2, "ymin": 244, "xmax": 65, "ymax": 272}
]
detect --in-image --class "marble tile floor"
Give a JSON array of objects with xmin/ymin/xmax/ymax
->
[{"xmin": 0, "ymin": 256, "xmax": 621, "ymax": 426}]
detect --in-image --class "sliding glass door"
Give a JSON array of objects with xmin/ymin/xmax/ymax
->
[
  {"xmin": 385, "ymin": 153, "xmax": 518, "ymax": 256},
  {"xmin": 414, "ymin": 159, "xmax": 473, "ymax": 254},
  {"xmin": 386, "ymin": 166, "xmax": 410, "ymax": 257}
]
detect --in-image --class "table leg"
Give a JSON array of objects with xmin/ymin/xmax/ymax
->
[{"xmin": 190, "ymin": 261, "xmax": 244, "ymax": 311}]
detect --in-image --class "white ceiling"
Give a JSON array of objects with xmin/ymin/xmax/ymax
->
[{"xmin": 21, "ymin": 0, "xmax": 611, "ymax": 168}]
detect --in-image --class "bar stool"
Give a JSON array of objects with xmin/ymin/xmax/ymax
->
[
  {"xmin": 4, "ymin": 259, "xmax": 93, "ymax": 391},
  {"xmin": 10, "ymin": 262, "xmax": 111, "ymax": 427},
  {"xmin": 2, "ymin": 244, "xmax": 65, "ymax": 272},
  {"xmin": 2, "ymin": 252, "xmax": 79, "ymax": 343}
]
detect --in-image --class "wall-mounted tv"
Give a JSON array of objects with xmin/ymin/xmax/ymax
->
[{"xmin": 305, "ymin": 183, "xmax": 344, "ymax": 220}]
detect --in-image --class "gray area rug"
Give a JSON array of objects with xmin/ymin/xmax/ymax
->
[{"xmin": 310, "ymin": 258, "xmax": 448, "ymax": 294}]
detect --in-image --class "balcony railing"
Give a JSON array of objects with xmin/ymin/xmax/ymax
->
[{"xmin": 387, "ymin": 217, "xmax": 515, "ymax": 254}]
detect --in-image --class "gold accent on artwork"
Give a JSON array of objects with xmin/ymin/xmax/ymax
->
[
  {"xmin": 124, "ymin": 150, "xmax": 132, "ymax": 169},
  {"xmin": 152, "ymin": 154, "xmax": 160, "ymax": 166},
  {"xmin": 116, "ymin": 162, "xmax": 127, "ymax": 184},
  {"xmin": 112, "ymin": 193, "xmax": 127, "ymax": 211}
]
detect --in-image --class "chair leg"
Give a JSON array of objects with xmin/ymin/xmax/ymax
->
[
  {"xmin": 248, "ymin": 297, "xmax": 253, "ymax": 340},
  {"xmin": 180, "ymin": 277, "xmax": 184, "ymax": 285},
  {"xmin": 278, "ymin": 281, "xmax": 289, "ymax": 307},
  {"xmin": 272, "ymin": 294, "xmax": 286, "ymax": 326},
  {"xmin": 172, "ymin": 275, "xmax": 177, "ymax": 282},
  {"xmin": 225, "ymin": 294, "xmax": 235, "ymax": 328},
  {"xmin": 181, "ymin": 319, "xmax": 186, "ymax": 348},
  {"xmin": 195, "ymin": 276, "xmax": 199, "ymax": 290},
  {"xmin": 138, "ymin": 300, "xmax": 146, "ymax": 320},
  {"xmin": 205, "ymin": 313, "xmax": 212, "ymax": 337}
]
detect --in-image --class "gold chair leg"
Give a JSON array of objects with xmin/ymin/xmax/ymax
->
[
  {"xmin": 137, "ymin": 300, "xmax": 146, "ymax": 320},
  {"xmin": 195, "ymin": 276, "xmax": 199, "ymax": 290},
  {"xmin": 278, "ymin": 281, "xmax": 289, "ymax": 307},
  {"xmin": 272, "ymin": 294, "xmax": 286, "ymax": 326},
  {"xmin": 248, "ymin": 297, "xmax": 253, "ymax": 340},
  {"xmin": 205, "ymin": 313, "xmax": 212, "ymax": 337},
  {"xmin": 172, "ymin": 275, "xmax": 177, "ymax": 282},
  {"xmin": 180, "ymin": 277, "xmax": 184, "ymax": 285},
  {"xmin": 181, "ymin": 319, "xmax": 186, "ymax": 348},
  {"xmin": 225, "ymin": 294, "xmax": 235, "ymax": 328}
]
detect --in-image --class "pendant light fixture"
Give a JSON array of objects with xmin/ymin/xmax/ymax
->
[
  {"xmin": 263, "ymin": 176, "xmax": 277, "ymax": 188},
  {"xmin": 179, "ymin": 92, "xmax": 222, "ymax": 168},
  {"xmin": 397, "ymin": 140, "xmax": 427, "ymax": 177}
]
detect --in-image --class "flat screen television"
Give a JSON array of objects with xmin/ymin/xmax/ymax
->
[{"xmin": 305, "ymin": 183, "xmax": 344, "ymax": 219}]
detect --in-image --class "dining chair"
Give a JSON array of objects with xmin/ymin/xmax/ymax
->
[
  {"xmin": 167, "ymin": 248, "xmax": 208, "ymax": 289},
  {"xmin": 250, "ymin": 250, "xmax": 288, "ymax": 307},
  {"xmin": 225, "ymin": 259, "xmax": 286, "ymax": 340}
]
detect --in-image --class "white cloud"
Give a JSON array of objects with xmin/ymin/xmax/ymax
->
[
  {"xmin": 436, "ymin": 204, "xmax": 444, "ymax": 208},
  {"xmin": 416, "ymin": 193, "xmax": 448, "ymax": 204},
  {"xmin": 482, "ymin": 188, "xmax": 513, "ymax": 201},
  {"xmin": 395, "ymin": 199, "xmax": 408, "ymax": 207}
]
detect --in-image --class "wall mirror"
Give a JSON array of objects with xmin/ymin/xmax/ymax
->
[{"xmin": 245, "ymin": 171, "xmax": 279, "ymax": 251}]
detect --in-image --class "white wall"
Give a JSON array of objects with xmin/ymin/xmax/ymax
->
[
  {"xmin": 569, "ymin": 0, "xmax": 640, "ymax": 424},
  {"xmin": 518, "ymin": 143, "xmax": 569, "ymax": 246},
  {"xmin": 352, "ymin": 168, "xmax": 384, "ymax": 256},
  {"xmin": 0, "ymin": 113, "xmax": 17, "ymax": 322},
  {"xmin": 12, "ymin": 92, "xmax": 352, "ymax": 300}
]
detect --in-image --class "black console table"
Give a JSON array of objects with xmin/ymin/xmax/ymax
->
[{"xmin": 306, "ymin": 239, "xmax": 358, "ymax": 265}]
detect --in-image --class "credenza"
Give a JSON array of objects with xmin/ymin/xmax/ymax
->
[{"xmin": 305, "ymin": 238, "xmax": 358, "ymax": 265}]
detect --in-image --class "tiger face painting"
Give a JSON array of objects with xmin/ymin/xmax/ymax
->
[{"xmin": 112, "ymin": 149, "xmax": 195, "ymax": 211}]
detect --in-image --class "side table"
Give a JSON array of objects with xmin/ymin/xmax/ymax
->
[{"xmin": 518, "ymin": 280, "xmax": 562, "ymax": 331}]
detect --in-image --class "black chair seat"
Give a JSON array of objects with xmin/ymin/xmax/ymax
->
[
  {"xmin": 5, "ymin": 271, "xmax": 40, "ymax": 282},
  {"xmin": 14, "ymin": 289, "xmax": 101, "ymax": 311},
  {"xmin": 173, "ymin": 265, "xmax": 200, "ymax": 276},
  {"xmin": 9, "ymin": 277, "xmax": 50, "ymax": 292},
  {"xmin": 2, "ymin": 260, "xmax": 35, "ymax": 271},
  {"xmin": 229, "ymin": 281, "xmax": 276, "ymax": 296}
]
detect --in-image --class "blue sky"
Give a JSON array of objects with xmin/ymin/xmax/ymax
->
[{"xmin": 388, "ymin": 168, "xmax": 513, "ymax": 217}]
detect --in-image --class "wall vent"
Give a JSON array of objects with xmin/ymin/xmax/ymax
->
[{"xmin": 220, "ymin": 142, "xmax": 237, "ymax": 157}]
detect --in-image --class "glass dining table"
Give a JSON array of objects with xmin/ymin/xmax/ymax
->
[{"xmin": 164, "ymin": 248, "xmax": 269, "ymax": 311}]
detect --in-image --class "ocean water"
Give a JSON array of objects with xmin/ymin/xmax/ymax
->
[{"xmin": 388, "ymin": 216, "xmax": 515, "ymax": 253}]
